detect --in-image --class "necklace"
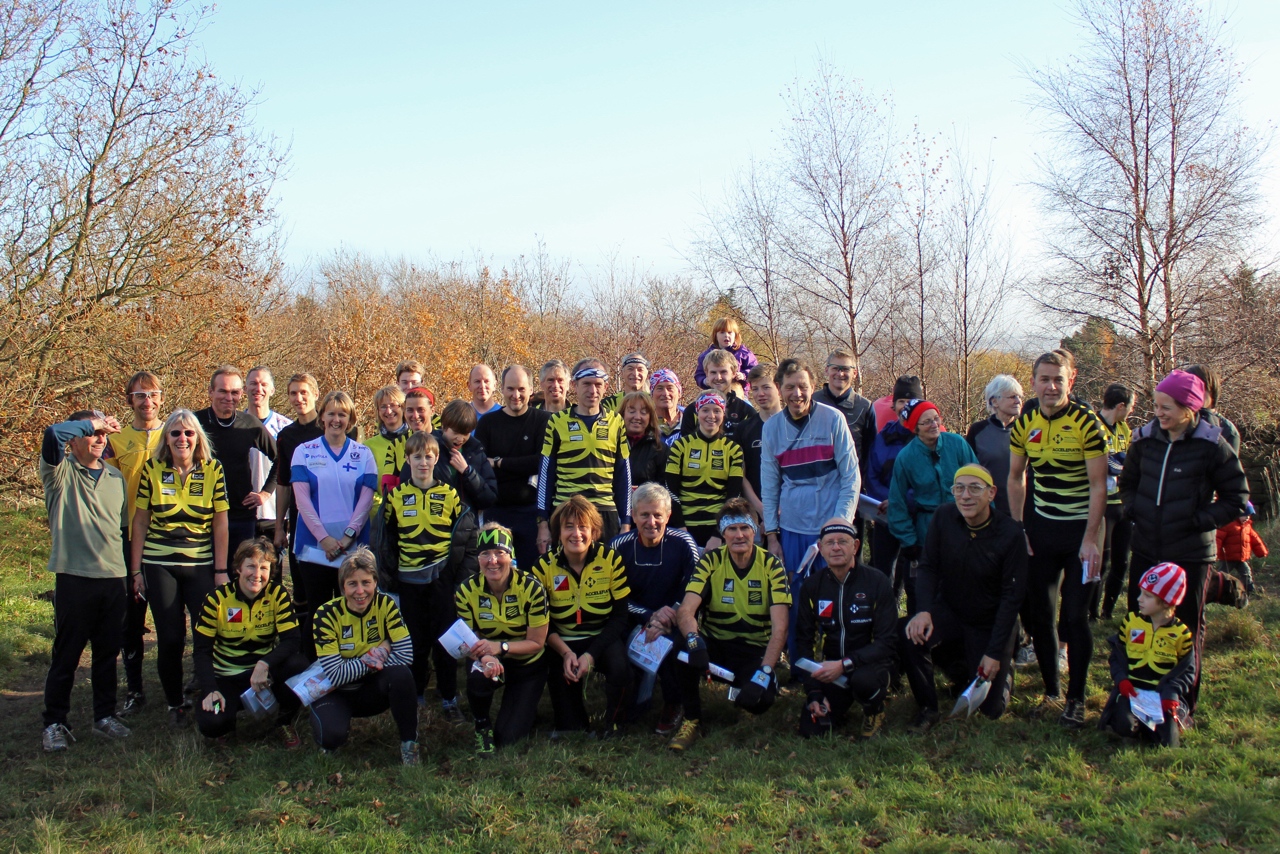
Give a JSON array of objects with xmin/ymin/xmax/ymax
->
[{"xmin": 214, "ymin": 412, "xmax": 236, "ymax": 428}]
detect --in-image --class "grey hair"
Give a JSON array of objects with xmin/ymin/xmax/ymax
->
[
  {"xmin": 631, "ymin": 482, "xmax": 673, "ymax": 514},
  {"xmin": 983, "ymin": 374, "xmax": 1024, "ymax": 415}
]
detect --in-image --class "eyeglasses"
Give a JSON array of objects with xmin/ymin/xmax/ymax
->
[
  {"xmin": 951, "ymin": 483, "xmax": 992, "ymax": 496},
  {"xmin": 916, "ymin": 417, "xmax": 942, "ymax": 428},
  {"xmin": 169, "ymin": 429, "xmax": 197, "ymax": 438},
  {"xmin": 826, "ymin": 364, "xmax": 854, "ymax": 373},
  {"xmin": 129, "ymin": 390, "xmax": 163, "ymax": 401}
]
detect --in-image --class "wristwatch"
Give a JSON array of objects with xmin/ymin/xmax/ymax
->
[
  {"xmin": 761, "ymin": 665, "xmax": 773, "ymax": 676},
  {"xmin": 499, "ymin": 642, "xmax": 510, "ymax": 657},
  {"xmin": 343, "ymin": 526, "xmax": 358, "ymax": 539},
  {"xmin": 841, "ymin": 657, "xmax": 854, "ymax": 672}
]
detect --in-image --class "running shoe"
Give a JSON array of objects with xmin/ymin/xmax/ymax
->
[
  {"xmin": 92, "ymin": 716, "xmax": 131, "ymax": 740},
  {"xmin": 440, "ymin": 698, "xmax": 466, "ymax": 726},
  {"xmin": 118, "ymin": 691, "xmax": 147, "ymax": 718},
  {"xmin": 859, "ymin": 711, "xmax": 886, "ymax": 741},
  {"xmin": 1014, "ymin": 645, "xmax": 1037, "ymax": 669},
  {"xmin": 401, "ymin": 740, "xmax": 420, "ymax": 766},
  {"xmin": 667, "ymin": 719, "xmax": 701, "ymax": 751},
  {"xmin": 1059, "ymin": 699, "xmax": 1086, "ymax": 729},
  {"xmin": 42, "ymin": 723, "xmax": 75, "ymax": 752},
  {"xmin": 279, "ymin": 723, "xmax": 302, "ymax": 749},
  {"xmin": 474, "ymin": 727, "xmax": 496, "ymax": 756},
  {"xmin": 655, "ymin": 704, "xmax": 684, "ymax": 736}
]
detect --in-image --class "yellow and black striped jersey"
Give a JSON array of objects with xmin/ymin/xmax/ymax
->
[
  {"xmin": 1099, "ymin": 417, "xmax": 1133, "ymax": 504},
  {"xmin": 383, "ymin": 479, "xmax": 464, "ymax": 577},
  {"xmin": 665, "ymin": 432, "xmax": 744, "ymax": 530},
  {"xmin": 1119, "ymin": 612, "xmax": 1193, "ymax": 689},
  {"xmin": 1010, "ymin": 399, "xmax": 1107, "ymax": 522},
  {"xmin": 455, "ymin": 570, "xmax": 550, "ymax": 664},
  {"xmin": 107, "ymin": 425, "xmax": 164, "ymax": 527},
  {"xmin": 530, "ymin": 544, "xmax": 630, "ymax": 643},
  {"xmin": 195, "ymin": 581, "xmax": 298, "ymax": 677},
  {"xmin": 313, "ymin": 592, "xmax": 410, "ymax": 660},
  {"xmin": 539, "ymin": 409, "xmax": 630, "ymax": 510},
  {"xmin": 378, "ymin": 422, "xmax": 442, "ymax": 479},
  {"xmin": 686, "ymin": 545, "xmax": 791, "ymax": 645},
  {"xmin": 136, "ymin": 458, "xmax": 230, "ymax": 566}
]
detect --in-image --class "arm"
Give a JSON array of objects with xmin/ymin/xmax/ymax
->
[
  {"xmin": 793, "ymin": 576, "xmax": 817, "ymax": 663},
  {"xmin": 1117, "ymin": 441, "xmax": 1140, "ymax": 519},
  {"xmin": 1200, "ymin": 445, "xmax": 1250, "ymax": 531},
  {"xmin": 1158, "ymin": 650, "xmax": 1198, "ymax": 702},
  {"xmin": 886, "ymin": 453, "xmax": 917, "ymax": 546},
  {"xmin": 762, "ymin": 603, "xmax": 789, "ymax": 669},
  {"xmin": 913, "ymin": 509, "xmax": 942, "ymax": 613},
  {"xmin": 693, "ymin": 348, "xmax": 709, "ymax": 390},
  {"xmin": 256, "ymin": 426, "xmax": 279, "ymax": 497},
  {"xmin": 854, "ymin": 576, "xmax": 900, "ymax": 669},
  {"xmin": 1007, "ymin": 452, "xmax": 1029, "ymax": 525},
  {"xmin": 1081, "ymin": 455, "xmax": 1108, "ymax": 568},
  {"xmin": 1107, "ymin": 629, "xmax": 1129, "ymax": 686},
  {"xmin": 585, "ymin": 595, "xmax": 632, "ymax": 662},
  {"xmin": 761, "ymin": 429, "xmax": 782, "ymax": 549},
  {"xmin": 345, "ymin": 484, "xmax": 376, "ymax": 536},
  {"xmin": 831, "ymin": 417, "xmax": 861, "ymax": 521},
  {"xmin": 192, "ymin": 600, "xmax": 220, "ymax": 694},
  {"xmin": 273, "ymin": 484, "xmax": 293, "ymax": 549},
  {"xmin": 675, "ymin": 590, "xmax": 703, "ymax": 637},
  {"xmin": 261, "ymin": 623, "xmax": 301, "ymax": 667},
  {"xmin": 742, "ymin": 478, "xmax": 764, "ymax": 517},
  {"xmin": 613, "ymin": 438, "xmax": 632, "ymax": 526},
  {"xmin": 1250, "ymin": 528, "xmax": 1268, "ymax": 558},
  {"xmin": 212, "ymin": 511, "xmax": 229, "ymax": 580},
  {"xmin": 665, "ymin": 449, "xmax": 687, "ymax": 528},
  {"xmin": 384, "ymin": 633, "xmax": 414, "ymax": 668},
  {"xmin": 457, "ymin": 453, "xmax": 498, "ymax": 510},
  {"xmin": 291, "ymin": 481, "xmax": 332, "ymax": 544},
  {"xmin": 131, "ymin": 509, "xmax": 149, "ymax": 576}
]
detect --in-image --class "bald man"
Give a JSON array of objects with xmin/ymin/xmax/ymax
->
[{"xmin": 468, "ymin": 364, "xmax": 501, "ymax": 419}]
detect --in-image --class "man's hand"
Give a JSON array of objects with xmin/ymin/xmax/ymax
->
[
  {"xmin": 242, "ymin": 490, "xmax": 270, "ymax": 508},
  {"xmin": 250, "ymin": 660, "xmax": 272, "ymax": 692},
  {"xmin": 905, "ymin": 611, "xmax": 933, "ymax": 645},
  {"xmin": 766, "ymin": 532, "xmax": 783, "ymax": 561},
  {"xmin": 448, "ymin": 447, "xmax": 469, "ymax": 474},
  {"xmin": 807, "ymin": 698, "xmax": 831, "ymax": 718},
  {"xmin": 977, "ymin": 655, "xmax": 1000, "ymax": 680},
  {"xmin": 91, "ymin": 414, "xmax": 121, "ymax": 434},
  {"xmin": 561, "ymin": 650, "xmax": 581, "ymax": 683},
  {"xmin": 201, "ymin": 691, "xmax": 226, "ymax": 713},
  {"xmin": 132, "ymin": 572, "xmax": 147, "ymax": 601},
  {"xmin": 811, "ymin": 660, "xmax": 846, "ymax": 684},
  {"xmin": 1080, "ymin": 539, "xmax": 1102, "ymax": 580},
  {"xmin": 273, "ymin": 526, "xmax": 289, "ymax": 551}
]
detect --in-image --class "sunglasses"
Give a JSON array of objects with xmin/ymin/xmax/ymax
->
[
  {"xmin": 169, "ymin": 429, "xmax": 197, "ymax": 438},
  {"xmin": 129, "ymin": 390, "xmax": 163, "ymax": 401}
]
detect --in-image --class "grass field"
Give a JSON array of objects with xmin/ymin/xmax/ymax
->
[{"xmin": 3, "ymin": 503, "xmax": 1279, "ymax": 853}]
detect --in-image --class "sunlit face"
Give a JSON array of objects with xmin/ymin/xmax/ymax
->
[
  {"xmin": 378, "ymin": 398, "xmax": 403, "ymax": 431},
  {"xmin": 342, "ymin": 569, "xmax": 378, "ymax": 613},
  {"xmin": 542, "ymin": 370, "xmax": 568, "ymax": 406},
  {"xmin": 442, "ymin": 427, "xmax": 467, "ymax": 450},
  {"xmin": 479, "ymin": 548, "xmax": 513, "ymax": 584},
  {"xmin": 321, "ymin": 402, "xmax": 350, "ymax": 437},
  {"xmin": 632, "ymin": 500, "xmax": 668, "ymax": 547},
  {"xmin": 126, "ymin": 383, "xmax": 163, "ymax": 425},
  {"xmin": 724, "ymin": 522, "xmax": 756, "ymax": 557},
  {"xmin": 751, "ymin": 378, "xmax": 780, "ymax": 412},
  {"xmin": 994, "ymin": 388, "xmax": 1023, "ymax": 421},
  {"xmin": 166, "ymin": 420, "xmax": 198, "ymax": 463},
  {"xmin": 503, "ymin": 369, "xmax": 530, "ymax": 414},
  {"xmin": 697, "ymin": 403, "xmax": 725, "ymax": 436},
  {"xmin": 408, "ymin": 447, "xmax": 438, "ymax": 483},
  {"xmin": 781, "ymin": 370, "xmax": 813, "ymax": 418},
  {"xmin": 621, "ymin": 363, "xmax": 647, "ymax": 393},
  {"xmin": 716, "ymin": 330, "xmax": 737, "ymax": 349},
  {"xmin": 952, "ymin": 475, "xmax": 995, "ymax": 520},
  {"xmin": 1033, "ymin": 363, "xmax": 1074, "ymax": 411},
  {"xmin": 469, "ymin": 366, "xmax": 495, "ymax": 403},
  {"xmin": 288, "ymin": 381, "xmax": 316, "ymax": 418},
  {"xmin": 210, "ymin": 374, "xmax": 245, "ymax": 419},
  {"xmin": 1154, "ymin": 391, "xmax": 1194, "ymax": 434},
  {"xmin": 914, "ymin": 410, "xmax": 943, "ymax": 443},
  {"xmin": 560, "ymin": 517, "xmax": 596, "ymax": 557},
  {"xmin": 624, "ymin": 401, "xmax": 651, "ymax": 436},
  {"xmin": 818, "ymin": 532, "xmax": 857, "ymax": 569},
  {"xmin": 72, "ymin": 421, "xmax": 110, "ymax": 463},
  {"xmin": 1137, "ymin": 588, "xmax": 1169, "ymax": 619},
  {"xmin": 575, "ymin": 376, "xmax": 606, "ymax": 410},
  {"xmin": 398, "ymin": 371, "xmax": 422, "ymax": 395},
  {"xmin": 236, "ymin": 555, "xmax": 272, "ymax": 599},
  {"xmin": 246, "ymin": 371, "xmax": 274, "ymax": 413},
  {"xmin": 651, "ymin": 381, "xmax": 679, "ymax": 415},
  {"xmin": 825, "ymin": 359, "xmax": 856, "ymax": 394},
  {"xmin": 404, "ymin": 398, "xmax": 432, "ymax": 432},
  {"xmin": 705, "ymin": 363, "xmax": 733, "ymax": 393}
]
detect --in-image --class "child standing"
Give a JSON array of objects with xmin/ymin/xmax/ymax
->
[
  {"xmin": 1217, "ymin": 502, "xmax": 1267, "ymax": 594},
  {"xmin": 1099, "ymin": 562, "xmax": 1195, "ymax": 747},
  {"xmin": 694, "ymin": 318, "xmax": 758, "ymax": 391}
]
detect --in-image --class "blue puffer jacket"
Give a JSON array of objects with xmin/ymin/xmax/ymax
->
[
  {"xmin": 886, "ymin": 432, "xmax": 978, "ymax": 548},
  {"xmin": 865, "ymin": 421, "xmax": 914, "ymax": 502}
]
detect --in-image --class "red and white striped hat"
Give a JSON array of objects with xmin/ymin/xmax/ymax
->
[{"xmin": 1139, "ymin": 562, "xmax": 1187, "ymax": 607}]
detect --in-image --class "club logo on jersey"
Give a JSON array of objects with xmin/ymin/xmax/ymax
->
[
  {"xmin": 721, "ymin": 596, "xmax": 734, "ymax": 604},
  {"xmin": 748, "ymin": 580, "xmax": 761, "ymax": 589},
  {"xmin": 342, "ymin": 625, "xmax": 353, "ymax": 639},
  {"xmin": 506, "ymin": 606, "xmax": 520, "ymax": 619},
  {"xmin": 553, "ymin": 575, "xmax": 570, "ymax": 592},
  {"xmin": 401, "ymin": 509, "xmax": 417, "ymax": 517},
  {"xmin": 1028, "ymin": 428, "xmax": 1043, "ymax": 444},
  {"xmin": 366, "ymin": 624, "xmax": 381, "ymax": 644},
  {"xmin": 402, "ymin": 494, "xmax": 416, "ymax": 506},
  {"xmin": 350, "ymin": 450, "xmax": 361, "ymax": 460},
  {"xmin": 505, "ymin": 594, "xmax": 518, "ymax": 603},
  {"xmin": 817, "ymin": 600, "xmax": 834, "ymax": 618},
  {"xmin": 690, "ymin": 449, "xmax": 702, "ymax": 459},
  {"xmin": 189, "ymin": 483, "xmax": 203, "ymax": 497},
  {"xmin": 226, "ymin": 607, "xmax": 243, "ymax": 623},
  {"xmin": 596, "ymin": 426, "xmax": 609, "ymax": 439},
  {"xmin": 855, "ymin": 592, "xmax": 866, "ymax": 600},
  {"xmin": 723, "ymin": 579, "xmax": 734, "ymax": 592},
  {"xmin": 712, "ymin": 460, "xmax": 724, "ymax": 470},
  {"xmin": 711, "ymin": 449, "xmax": 723, "ymax": 457},
  {"xmin": 1130, "ymin": 628, "xmax": 1146, "ymax": 644},
  {"xmin": 848, "ymin": 603, "xmax": 860, "ymax": 614},
  {"xmin": 430, "ymin": 502, "xmax": 445, "ymax": 516},
  {"xmin": 568, "ymin": 422, "xmax": 581, "ymax": 431},
  {"xmin": 479, "ymin": 596, "xmax": 491, "ymax": 609},
  {"xmin": 161, "ymin": 471, "xmax": 175, "ymax": 484},
  {"xmin": 480, "ymin": 613, "xmax": 494, "ymax": 621},
  {"xmin": 748, "ymin": 592, "xmax": 763, "ymax": 605}
]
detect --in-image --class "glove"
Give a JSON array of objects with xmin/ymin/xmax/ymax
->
[
  {"xmin": 684, "ymin": 633, "xmax": 710, "ymax": 671},
  {"xmin": 1161, "ymin": 698, "xmax": 1180, "ymax": 716},
  {"xmin": 900, "ymin": 544, "xmax": 923, "ymax": 562},
  {"xmin": 380, "ymin": 474, "xmax": 401, "ymax": 494},
  {"xmin": 736, "ymin": 667, "xmax": 774, "ymax": 708},
  {"xmin": 1118, "ymin": 680, "xmax": 1137, "ymax": 699}
]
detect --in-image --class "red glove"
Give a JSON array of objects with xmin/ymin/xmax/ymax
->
[
  {"xmin": 380, "ymin": 474, "xmax": 401, "ymax": 493},
  {"xmin": 1118, "ymin": 680, "xmax": 1137, "ymax": 699},
  {"xmin": 1161, "ymin": 698, "xmax": 1179, "ymax": 715}
]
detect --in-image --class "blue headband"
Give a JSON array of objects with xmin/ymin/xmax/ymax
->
[
  {"xmin": 573, "ymin": 367, "xmax": 609, "ymax": 382},
  {"xmin": 718, "ymin": 514, "xmax": 758, "ymax": 534}
]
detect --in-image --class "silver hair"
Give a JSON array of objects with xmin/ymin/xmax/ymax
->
[
  {"xmin": 983, "ymin": 374, "xmax": 1024, "ymax": 415},
  {"xmin": 631, "ymin": 482, "xmax": 673, "ymax": 514}
]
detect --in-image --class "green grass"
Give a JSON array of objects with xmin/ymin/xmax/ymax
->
[{"xmin": 4, "ymin": 505, "xmax": 1280, "ymax": 853}]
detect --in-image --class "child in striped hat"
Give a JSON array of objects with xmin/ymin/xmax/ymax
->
[{"xmin": 1099, "ymin": 562, "xmax": 1196, "ymax": 746}]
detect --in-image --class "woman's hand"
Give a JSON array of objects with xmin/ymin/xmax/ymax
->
[
  {"xmin": 468, "ymin": 639, "xmax": 500, "ymax": 660},
  {"xmin": 480, "ymin": 655, "xmax": 504, "ymax": 680},
  {"xmin": 132, "ymin": 572, "xmax": 146, "ymax": 601},
  {"xmin": 249, "ymin": 660, "xmax": 272, "ymax": 692},
  {"xmin": 320, "ymin": 536, "xmax": 343, "ymax": 560},
  {"xmin": 561, "ymin": 650, "xmax": 581, "ymax": 683},
  {"xmin": 573, "ymin": 652, "xmax": 594, "ymax": 681},
  {"xmin": 201, "ymin": 691, "xmax": 226, "ymax": 713}
]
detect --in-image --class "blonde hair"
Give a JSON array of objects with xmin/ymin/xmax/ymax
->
[
  {"xmin": 711, "ymin": 317, "xmax": 740, "ymax": 346},
  {"xmin": 338, "ymin": 547, "xmax": 378, "ymax": 586},
  {"xmin": 154, "ymin": 410, "xmax": 215, "ymax": 465}
]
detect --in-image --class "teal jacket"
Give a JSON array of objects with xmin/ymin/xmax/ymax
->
[{"xmin": 886, "ymin": 432, "xmax": 978, "ymax": 548}]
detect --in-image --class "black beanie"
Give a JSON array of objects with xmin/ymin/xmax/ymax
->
[{"xmin": 893, "ymin": 375, "xmax": 924, "ymax": 401}]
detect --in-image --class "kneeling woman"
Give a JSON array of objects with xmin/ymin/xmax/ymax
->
[
  {"xmin": 193, "ymin": 538, "xmax": 309, "ymax": 744},
  {"xmin": 455, "ymin": 524, "xmax": 550, "ymax": 753},
  {"xmin": 532, "ymin": 495, "xmax": 632, "ymax": 737},
  {"xmin": 309, "ymin": 549, "xmax": 420, "ymax": 765}
]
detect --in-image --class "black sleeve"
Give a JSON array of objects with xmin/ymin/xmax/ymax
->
[
  {"xmin": 665, "ymin": 460, "xmax": 686, "ymax": 529},
  {"xmin": 1107, "ymin": 632, "xmax": 1129, "ymax": 686},
  {"xmin": 193, "ymin": 630, "xmax": 219, "ymax": 694},
  {"xmin": 373, "ymin": 499, "xmax": 399, "ymax": 589},
  {"xmin": 966, "ymin": 420, "xmax": 986, "ymax": 451},
  {"xmin": 586, "ymin": 596, "xmax": 632, "ymax": 661},
  {"xmin": 261, "ymin": 624, "xmax": 300, "ymax": 667},
  {"xmin": 463, "ymin": 453, "xmax": 499, "ymax": 511},
  {"xmin": 859, "ymin": 410, "xmax": 877, "ymax": 480},
  {"xmin": 42, "ymin": 426, "xmax": 64, "ymax": 465},
  {"xmin": 986, "ymin": 527, "xmax": 1027, "ymax": 660},
  {"xmin": 914, "ymin": 510, "xmax": 945, "ymax": 614},
  {"xmin": 255, "ymin": 425, "xmax": 279, "ymax": 494},
  {"xmin": 852, "ymin": 573, "xmax": 898, "ymax": 670},
  {"xmin": 794, "ymin": 574, "xmax": 818, "ymax": 663},
  {"xmin": 1158, "ymin": 650, "xmax": 1198, "ymax": 701},
  {"xmin": 502, "ymin": 411, "xmax": 552, "ymax": 477},
  {"xmin": 1118, "ymin": 440, "xmax": 1142, "ymax": 516},
  {"xmin": 725, "ymin": 473, "xmax": 743, "ymax": 501},
  {"xmin": 1199, "ymin": 443, "xmax": 1249, "ymax": 531},
  {"xmin": 448, "ymin": 510, "xmax": 480, "ymax": 589}
]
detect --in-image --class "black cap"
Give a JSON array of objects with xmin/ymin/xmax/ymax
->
[{"xmin": 893, "ymin": 375, "xmax": 924, "ymax": 402}]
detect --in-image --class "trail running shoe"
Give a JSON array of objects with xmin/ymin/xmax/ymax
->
[
  {"xmin": 655, "ymin": 704, "xmax": 684, "ymax": 736},
  {"xmin": 440, "ymin": 698, "xmax": 466, "ymax": 726},
  {"xmin": 279, "ymin": 723, "xmax": 301, "ymax": 749},
  {"xmin": 1014, "ymin": 645, "xmax": 1037, "ymax": 669},
  {"xmin": 667, "ymin": 719, "xmax": 701, "ymax": 752},
  {"xmin": 92, "ymin": 716, "xmax": 131, "ymax": 740},
  {"xmin": 1059, "ymin": 699, "xmax": 1086, "ymax": 729},
  {"xmin": 42, "ymin": 723, "xmax": 75, "ymax": 752},
  {"xmin": 401, "ymin": 740, "xmax": 420, "ymax": 766},
  {"xmin": 859, "ymin": 711, "xmax": 886, "ymax": 741},
  {"xmin": 118, "ymin": 691, "xmax": 146, "ymax": 718},
  {"xmin": 474, "ymin": 727, "xmax": 496, "ymax": 756}
]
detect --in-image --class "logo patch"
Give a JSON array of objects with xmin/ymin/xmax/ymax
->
[
  {"xmin": 505, "ymin": 594, "xmax": 518, "ymax": 603},
  {"xmin": 1130, "ymin": 628, "xmax": 1146, "ymax": 644},
  {"xmin": 430, "ymin": 502, "xmax": 445, "ymax": 516},
  {"xmin": 480, "ymin": 613, "xmax": 494, "ymax": 621},
  {"xmin": 855, "ymin": 592, "xmax": 867, "ymax": 600},
  {"xmin": 479, "ymin": 596, "xmax": 491, "ymax": 609},
  {"xmin": 723, "ymin": 579, "xmax": 734, "ymax": 592},
  {"xmin": 553, "ymin": 575, "xmax": 570, "ymax": 592},
  {"xmin": 721, "ymin": 596, "xmax": 734, "ymax": 604},
  {"xmin": 429, "ymin": 492, "xmax": 447, "ymax": 501},
  {"xmin": 568, "ymin": 422, "xmax": 581, "ymax": 431},
  {"xmin": 748, "ymin": 591, "xmax": 763, "ymax": 605},
  {"xmin": 161, "ymin": 471, "xmax": 175, "ymax": 484},
  {"xmin": 342, "ymin": 625, "xmax": 353, "ymax": 639},
  {"xmin": 817, "ymin": 600, "xmax": 834, "ymax": 618},
  {"xmin": 226, "ymin": 607, "xmax": 243, "ymax": 623},
  {"xmin": 1028, "ymin": 428, "xmax": 1043, "ymax": 444},
  {"xmin": 189, "ymin": 483, "xmax": 203, "ymax": 497},
  {"xmin": 402, "ymin": 494, "xmax": 416, "ymax": 505},
  {"xmin": 506, "ymin": 606, "xmax": 520, "ymax": 619},
  {"xmin": 401, "ymin": 509, "xmax": 417, "ymax": 517},
  {"xmin": 747, "ymin": 580, "xmax": 762, "ymax": 589}
]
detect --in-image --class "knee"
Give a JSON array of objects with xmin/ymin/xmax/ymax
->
[
  {"xmin": 309, "ymin": 704, "xmax": 349, "ymax": 750},
  {"xmin": 467, "ymin": 669, "xmax": 499, "ymax": 699},
  {"xmin": 195, "ymin": 708, "xmax": 234, "ymax": 739},
  {"xmin": 383, "ymin": 664, "xmax": 417, "ymax": 696}
]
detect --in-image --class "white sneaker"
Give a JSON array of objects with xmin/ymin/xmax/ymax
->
[{"xmin": 42, "ymin": 723, "xmax": 75, "ymax": 752}]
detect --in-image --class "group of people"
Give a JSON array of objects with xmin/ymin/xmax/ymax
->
[{"xmin": 38, "ymin": 319, "xmax": 1261, "ymax": 762}]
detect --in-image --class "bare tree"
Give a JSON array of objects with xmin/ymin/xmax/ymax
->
[
  {"xmin": 1027, "ymin": 0, "xmax": 1268, "ymax": 395},
  {"xmin": 893, "ymin": 125, "xmax": 948, "ymax": 390}
]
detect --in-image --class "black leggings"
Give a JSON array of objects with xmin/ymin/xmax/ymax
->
[
  {"xmin": 397, "ymin": 579, "xmax": 459, "ymax": 700},
  {"xmin": 466, "ymin": 656, "xmax": 548, "ymax": 746},
  {"xmin": 143, "ymin": 561, "xmax": 214, "ymax": 707},
  {"xmin": 193, "ymin": 654, "xmax": 309, "ymax": 738},
  {"xmin": 547, "ymin": 636, "xmax": 629, "ymax": 731},
  {"xmin": 1095, "ymin": 506, "xmax": 1132, "ymax": 618},
  {"xmin": 308, "ymin": 665, "xmax": 418, "ymax": 748},
  {"xmin": 677, "ymin": 636, "xmax": 776, "ymax": 721},
  {"xmin": 1023, "ymin": 517, "xmax": 1093, "ymax": 701},
  {"xmin": 295, "ymin": 559, "xmax": 339, "ymax": 660},
  {"xmin": 797, "ymin": 662, "xmax": 890, "ymax": 737}
]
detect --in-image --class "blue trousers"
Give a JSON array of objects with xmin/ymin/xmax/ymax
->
[{"xmin": 781, "ymin": 529, "xmax": 826, "ymax": 669}]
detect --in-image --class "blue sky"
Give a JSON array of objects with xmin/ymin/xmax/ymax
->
[{"xmin": 201, "ymin": 1, "xmax": 1280, "ymax": 278}]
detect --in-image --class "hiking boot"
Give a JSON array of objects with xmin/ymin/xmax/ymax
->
[
  {"xmin": 474, "ymin": 727, "xmax": 496, "ymax": 756},
  {"xmin": 92, "ymin": 716, "xmax": 131, "ymax": 740},
  {"xmin": 401, "ymin": 740, "xmax": 420, "ymax": 766},
  {"xmin": 859, "ymin": 711, "xmax": 886, "ymax": 741},
  {"xmin": 42, "ymin": 723, "xmax": 75, "ymax": 752},
  {"xmin": 655, "ymin": 704, "xmax": 684, "ymax": 736},
  {"xmin": 1014, "ymin": 645, "xmax": 1037, "ymax": 669},
  {"xmin": 667, "ymin": 719, "xmax": 701, "ymax": 751},
  {"xmin": 906, "ymin": 708, "xmax": 940, "ymax": 735},
  {"xmin": 118, "ymin": 691, "xmax": 146, "ymax": 718},
  {"xmin": 440, "ymin": 698, "xmax": 466, "ymax": 726},
  {"xmin": 279, "ymin": 723, "xmax": 302, "ymax": 749},
  {"xmin": 1029, "ymin": 696, "xmax": 1063, "ymax": 720},
  {"xmin": 1059, "ymin": 699, "xmax": 1086, "ymax": 729}
]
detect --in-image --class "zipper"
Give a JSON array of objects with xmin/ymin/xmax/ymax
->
[
  {"xmin": 837, "ymin": 575, "xmax": 847, "ymax": 659},
  {"xmin": 1155, "ymin": 442, "xmax": 1174, "ymax": 506}
]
